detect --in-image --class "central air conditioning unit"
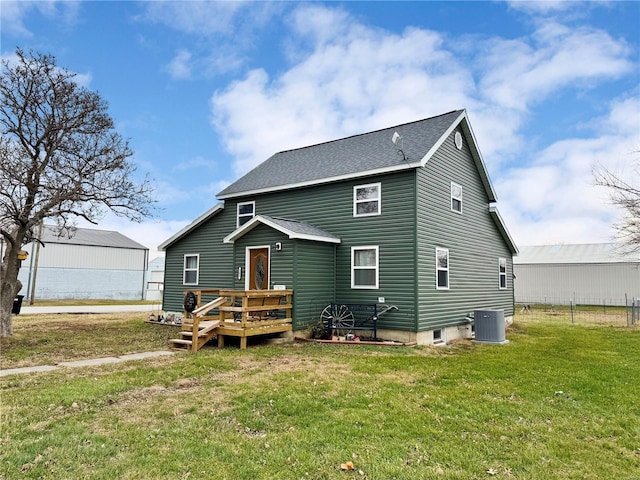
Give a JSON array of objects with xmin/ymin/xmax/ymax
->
[{"xmin": 474, "ymin": 309, "xmax": 509, "ymax": 344}]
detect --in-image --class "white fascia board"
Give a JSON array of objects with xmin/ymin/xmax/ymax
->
[
  {"xmin": 223, "ymin": 215, "xmax": 263, "ymax": 243},
  {"xmin": 489, "ymin": 205, "xmax": 518, "ymax": 255},
  {"xmin": 216, "ymin": 163, "xmax": 420, "ymax": 200},
  {"xmin": 289, "ymin": 232, "xmax": 341, "ymax": 244},
  {"xmin": 419, "ymin": 110, "xmax": 498, "ymax": 204},
  {"xmin": 158, "ymin": 203, "xmax": 224, "ymax": 251},
  {"xmin": 225, "ymin": 215, "xmax": 341, "ymax": 244},
  {"xmin": 460, "ymin": 114, "xmax": 498, "ymax": 202},
  {"xmin": 419, "ymin": 109, "xmax": 467, "ymax": 167},
  {"xmin": 259, "ymin": 216, "xmax": 340, "ymax": 243}
]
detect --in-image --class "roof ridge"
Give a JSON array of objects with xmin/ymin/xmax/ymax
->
[{"xmin": 273, "ymin": 109, "xmax": 464, "ymax": 156}]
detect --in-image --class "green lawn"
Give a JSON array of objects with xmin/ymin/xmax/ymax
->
[{"xmin": 1, "ymin": 314, "xmax": 638, "ymax": 479}]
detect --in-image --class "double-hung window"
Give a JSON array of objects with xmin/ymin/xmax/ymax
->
[
  {"xmin": 183, "ymin": 254, "xmax": 199, "ymax": 285},
  {"xmin": 237, "ymin": 201, "xmax": 255, "ymax": 227},
  {"xmin": 351, "ymin": 246, "xmax": 379, "ymax": 289},
  {"xmin": 499, "ymin": 257, "xmax": 507, "ymax": 289},
  {"xmin": 436, "ymin": 247, "xmax": 449, "ymax": 290},
  {"xmin": 451, "ymin": 182, "xmax": 462, "ymax": 213},
  {"xmin": 354, "ymin": 183, "xmax": 381, "ymax": 217}
]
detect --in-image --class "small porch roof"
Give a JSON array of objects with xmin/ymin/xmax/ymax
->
[{"xmin": 223, "ymin": 215, "xmax": 341, "ymax": 244}]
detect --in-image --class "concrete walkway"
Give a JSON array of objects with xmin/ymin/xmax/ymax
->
[
  {"xmin": 20, "ymin": 304, "xmax": 161, "ymax": 314},
  {"xmin": 0, "ymin": 350, "xmax": 177, "ymax": 377}
]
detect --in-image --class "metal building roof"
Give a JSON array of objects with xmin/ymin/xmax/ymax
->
[
  {"xmin": 513, "ymin": 243, "xmax": 640, "ymax": 265},
  {"xmin": 41, "ymin": 225, "xmax": 147, "ymax": 250}
]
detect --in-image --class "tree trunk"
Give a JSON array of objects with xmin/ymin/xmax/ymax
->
[{"xmin": 0, "ymin": 237, "xmax": 24, "ymax": 337}]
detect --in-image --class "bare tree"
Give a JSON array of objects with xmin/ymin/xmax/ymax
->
[
  {"xmin": 0, "ymin": 49, "xmax": 155, "ymax": 336},
  {"xmin": 594, "ymin": 157, "xmax": 640, "ymax": 254}
]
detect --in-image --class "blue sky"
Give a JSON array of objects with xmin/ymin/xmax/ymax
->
[{"xmin": 2, "ymin": 1, "xmax": 639, "ymax": 255}]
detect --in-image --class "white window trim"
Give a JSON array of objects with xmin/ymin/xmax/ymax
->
[
  {"xmin": 498, "ymin": 257, "xmax": 507, "ymax": 290},
  {"xmin": 436, "ymin": 247, "xmax": 449, "ymax": 290},
  {"xmin": 237, "ymin": 201, "xmax": 255, "ymax": 228},
  {"xmin": 351, "ymin": 245, "xmax": 379, "ymax": 289},
  {"xmin": 451, "ymin": 182, "xmax": 462, "ymax": 213},
  {"xmin": 353, "ymin": 182, "xmax": 381, "ymax": 217},
  {"xmin": 183, "ymin": 253, "xmax": 200, "ymax": 286}
]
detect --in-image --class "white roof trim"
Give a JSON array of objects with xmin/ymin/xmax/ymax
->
[
  {"xmin": 217, "ymin": 163, "xmax": 420, "ymax": 200},
  {"xmin": 158, "ymin": 203, "xmax": 224, "ymax": 251},
  {"xmin": 419, "ymin": 110, "xmax": 466, "ymax": 167},
  {"xmin": 489, "ymin": 205, "xmax": 518, "ymax": 255},
  {"xmin": 217, "ymin": 110, "xmax": 498, "ymax": 204},
  {"xmin": 223, "ymin": 215, "xmax": 341, "ymax": 244}
]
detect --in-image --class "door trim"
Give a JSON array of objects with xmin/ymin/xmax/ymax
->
[{"xmin": 245, "ymin": 245, "xmax": 271, "ymax": 290}]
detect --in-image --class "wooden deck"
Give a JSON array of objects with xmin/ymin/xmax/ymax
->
[{"xmin": 169, "ymin": 289, "xmax": 293, "ymax": 351}]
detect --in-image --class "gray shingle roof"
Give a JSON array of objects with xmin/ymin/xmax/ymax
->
[
  {"xmin": 260, "ymin": 216, "xmax": 340, "ymax": 242},
  {"xmin": 218, "ymin": 110, "xmax": 466, "ymax": 199},
  {"xmin": 224, "ymin": 215, "xmax": 341, "ymax": 244},
  {"xmin": 41, "ymin": 225, "xmax": 147, "ymax": 250}
]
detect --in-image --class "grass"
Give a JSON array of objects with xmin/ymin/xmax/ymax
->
[
  {"xmin": 1, "ymin": 312, "xmax": 639, "ymax": 479},
  {"xmin": 23, "ymin": 299, "xmax": 161, "ymax": 307},
  {"xmin": 0, "ymin": 313, "xmax": 175, "ymax": 369}
]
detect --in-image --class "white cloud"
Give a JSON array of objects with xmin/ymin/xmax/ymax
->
[
  {"xmin": 478, "ymin": 22, "xmax": 633, "ymax": 112},
  {"xmin": 0, "ymin": 1, "xmax": 80, "ymax": 37},
  {"xmin": 142, "ymin": 1, "xmax": 245, "ymax": 36},
  {"xmin": 166, "ymin": 49, "xmax": 192, "ymax": 80},
  {"xmin": 496, "ymin": 94, "xmax": 640, "ymax": 246},
  {"xmin": 207, "ymin": 4, "xmax": 635, "ymax": 247},
  {"xmin": 212, "ymin": 7, "xmax": 476, "ymax": 176}
]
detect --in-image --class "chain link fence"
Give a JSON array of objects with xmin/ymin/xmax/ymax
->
[{"xmin": 517, "ymin": 298, "xmax": 640, "ymax": 327}]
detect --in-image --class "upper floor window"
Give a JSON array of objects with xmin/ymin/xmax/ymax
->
[
  {"xmin": 354, "ymin": 183, "xmax": 381, "ymax": 217},
  {"xmin": 183, "ymin": 254, "xmax": 199, "ymax": 285},
  {"xmin": 499, "ymin": 257, "xmax": 507, "ymax": 289},
  {"xmin": 436, "ymin": 247, "xmax": 449, "ymax": 290},
  {"xmin": 351, "ymin": 246, "xmax": 379, "ymax": 289},
  {"xmin": 237, "ymin": 201, "xmax": 255, "ymax": 227},
  {"xmin": 451, "ymin": 182, "xmax": 462, "ymax": 213}
]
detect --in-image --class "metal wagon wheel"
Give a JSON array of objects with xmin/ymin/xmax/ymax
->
[{"xmin": 321, "ymin": 304, "xmax": 355, "ymax": 337}]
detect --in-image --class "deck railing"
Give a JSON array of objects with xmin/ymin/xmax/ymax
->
[{"xmin": 180, "ymin": 289, "xmax": 293, "ymax": 349}]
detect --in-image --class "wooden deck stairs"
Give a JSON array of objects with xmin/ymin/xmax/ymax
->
[
  {"xmin": 169, "ymin": 289, "xmax": 294, "ymax": 351},
  {"xmin": 169, "ymin": 296, "xmax": 225, "ymax": 351}
]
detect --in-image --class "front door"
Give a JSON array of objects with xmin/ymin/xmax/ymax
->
[{"xmin": 247, "ymin": 247, "xmax": 269, "ymax": 290}]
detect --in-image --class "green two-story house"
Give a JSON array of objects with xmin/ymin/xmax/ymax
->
[{"xmin": 159, "ymin": 109, "xmax": 518, "ymax": 345}]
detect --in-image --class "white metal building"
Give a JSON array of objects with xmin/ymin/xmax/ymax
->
[
  {"xmin": 513, "ymin": 243, "xmax": 640, "ymax": 306},
  {"xmin": 145, "ymin": 256, "xmax": 165, "ymax": 301},
  {"xmin": 16, "ymin": 226, "xmax": 149, "ymax": 301}
]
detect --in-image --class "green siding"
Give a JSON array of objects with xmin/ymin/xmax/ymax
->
[
  {"xmin": 163, "ymin": 130, "xmax": 515, "ymax": 335},
  {"xmin": 232, "ymin": 224, "xmax": 292, "ymax": 290},
  {"xmin": 224, "ymin": 171, "xmax": 418, "ymax": 331},
  {"xmin": 416, "ymin": 128, "xmax": 514, "ymax": 330},
  {"xmin": 291, "ymin": 240, "xmax": 335, "ymax": 329},
  {"xmin": 228, "ymin": 224, "xmax": 335, "ymax": 330},
  {"xmin": 162, "ymin": 208, "xmax": 235, "ymax": 312}
]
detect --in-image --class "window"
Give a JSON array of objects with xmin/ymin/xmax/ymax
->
[
  {"xmin": 354, "ymin": 183, "xmax": 381, "ymax": 217},
  {"xmin": 351, "ymin": 246, "xmax": 379, "ymax": 289},
  {"xmin": 183, "ymin": 254, "xmax": 199, "ymax": 285},
  {"xmin": 436, "ymin": 247, "xmax": 449, "ymax": 290},
  {"xmin": 499, "ymin": 257, "xmax": 507, "ymax": 289},
  {"xmin": 451, "ymin": 182, "xmax": 462, "ymax": 213},
  {"xmin": 433, "ymin": 329, "xmax": 443, "ymax": 342},
  {"xmin": 237, "ymin": 201, "xmax": 255, "ymax": 227}
]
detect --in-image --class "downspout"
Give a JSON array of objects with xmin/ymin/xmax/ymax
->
[
  {"xmin": 413, "ymin": 171, "xmax": 420, "ymax": 335},
  {"xmin": 333, "ymin": 243, "xmax": 337, "ymax": 303}
]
